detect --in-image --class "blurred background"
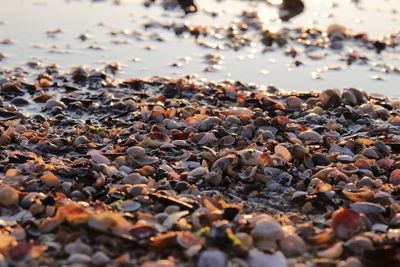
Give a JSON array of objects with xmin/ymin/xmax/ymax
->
[{"xmin": 0, "ymin": 0, "xmax": 399, "ymax": 96}]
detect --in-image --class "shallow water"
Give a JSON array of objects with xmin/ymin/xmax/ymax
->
[{"xmin": 0, "ymin": 0, "xmax": 399, "ymax": 96}]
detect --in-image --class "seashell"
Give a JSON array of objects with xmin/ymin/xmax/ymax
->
[
  {"xmin": 197, "ymin": 132, "xmax": 217, "ymax": 146},
  {"xmin": 0, "ymin": 185, "xmax": 19, "ymax": 206},
  {"xmin": 317, "ymin": 242, "xmax": 343, "ymax": 259},
  {"xmin": 223, "ymin": 107, "xmax": 253, "ymax": 117},
  {"xmin": 274, "ymin": 145, "xmax": 292, "ymax": 161},
  {"xmin": 251, "ymin": 215, "xmax": 283, "ymax": 242},
  {"xmin": 312, "ymin": 167, "xmax": 335, "ymax": 180},
  {"xmin": 44, "ymin": 99, "xmax": 66, "ymax": 110},
  {"xmin": 40, "ymin": 172, "xmax": 61, "ymax": 186},
  {"xmin": 117, "ymin": 200, "xmax": 141, "ymax": 212},
  {"xmin": 354, "ymin": 158, "xmax": 375, "ymax": 169},
  {"xmin": 336, "ymin": 155, "xmax": 354, "ymax": 163},
  {"xmin": 331, "ymin": 209, "xmax": 361, "ymax": 239},
  {"xmin": 362, "ymin": 148, "xmax": 379, "ymax": 159},
  {"xmin": 291, "ymin": 144, "xmax": 307, "ymax": 160},
  {"xmin": 204, "ymin": 171, "xmax": 222, "ymax": 186},
  {"xmin": 319, "ymin": 89, "xmax": 342, "ymax": 108},
  {"xmin": 388, "ymin": 115, "xmax": 400, "ymax": 126},
  {"xmin": 199, "ymin": 117, "xmax": 222, "ymax": 131},
  {"xmin": 140, "ymin": 260, "xmax": 176, "ymax": 267},
  {"xmin": 90, "ymin": 153, "xmax": 110, "ymax": 165},
  {"xmin": 344, "ymin": 236, "xmax": 373, "ymax": 254},
  {"xmin": 342, "ymin": 188, "xmax": 373, "ymax": 202},
  {"xmin": 142, "ymin": 132, "xmax": 170, "ymax": 148},
  {"xmin": 163, "ymin": 211, "xmax": 189, "ymax": 230},
  {"xmin": 91, "ymin": 251, "xmax": 110, "ymax": 265},
  {"xmin": 285, "ymin": 96, "xmax": 303, "ymax": 110},
  {"xmin": 73, "ymin": 136, "xmax": 88, "ymax": 146},
  {"xmin": 176, "ymin": 232, "xmax": 204, "ymax": 249},
  {"xmin": 350, "ymin": 202, "xmax": 385, "ymax": 214},
  {"xmin": 67, "ymin": 253, "xmax": 91, "ymax": 264},
  {"xmin": 376, "ymin": 159, "xmax": 394, "ymax": 169},
  {"xmin": 64, "ymin": 203, "xmax": 90, "ymax": 226},
  {"xmin": 218, "ymin": 135, "xmax": 235, "ymax": 146},
  {"xmin": 329, "ymin": 144, "xmax": 355, "ymax": 156},
  {"xmin": 278, "ymin": 233, "xmax": 306, "ymax": 256},
  {"xmin": 298, "ymin": 130, "xmax": 323, "ymax": 143},
  {"xmin": 390, "ymin": 169, "xmax": 400, "ymax": 186},
  {"xmin": 248, "ymin": 250, "xmax": 287, "ymax": 267},
  {"xmin": 342, "ymin": 88, "xmax": 366, "ymax": 106},
  {"xmin": 308, "ymin": 229, "xmax": 335, "ymax": 245},
  {"xmin": 239, "ymin": 149, "xmax": 263, "ymax": 166},
  {"xmin": 257, "ymin": 152, "xmax": 274, "ymax": 167},
  {"xmin": 212, "ymin": 154, "xmax": 237, "ymax": 172},
  {"xmin": 358, "ymin": 176, "xmax": 374, "ymax": 187},
  {"xmin": 189, "ymin": 167, "xmax": 207, "ymax": 178},
  {"xmin": 121, "ymin": 173, "xmax": 148, "ymax": 184},
  {"xmin": 133, "ymin": 156, "xmax": 159, "ymax": 166},
  {"xmin": 339, "ymin": 165, "xmax": 359, "ymax": 175},
  {"xmin": 65, "ymin": 239, "xmax": 93, "ymax": 255},
  {"xmin": 171, "ymin": 140, "xmax": 190, "ymax": 147},
  {"xmin": 239, "ymin": 166, "xmax": 257, "ymax": 180},
  {"xmin": 0, "ymin": 233, "xmax": 16, "ymax": 249},
  {"xmin": 264, "ymin": 167, "xmax": 292, "ymax": 185},
  {"xmin": 88, "ymin": 211, "xmax": 132, "ymax": 235},
  {"xmin": 198, "ymin": 250, "xmax": 226, "ymax": 267},
  {"xmin": 127, "ymin": 146, "xmax": 145, "ymax": 157}
]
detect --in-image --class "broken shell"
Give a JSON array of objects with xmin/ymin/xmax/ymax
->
[
  {"xmin": 331, "ymin": 209, "xmax": 361, "ymax": 239},
  {"xmin": 239, "ymin": 149, "xmax": 263, "ymax": 166}
]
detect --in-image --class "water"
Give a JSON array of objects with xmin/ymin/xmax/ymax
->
[{"xmin": 1, "ymin": 0, "xmax": 399, "ymax": 96}]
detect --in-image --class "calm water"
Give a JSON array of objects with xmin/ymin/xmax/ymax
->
[{"xmin": 0, "ymin": 0, "xmax": 399, "ymax": 96}]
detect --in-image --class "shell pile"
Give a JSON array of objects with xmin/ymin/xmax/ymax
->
[{"xmin": 0, "ymin": 67, "xmax": 399, "ymax": 266}]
